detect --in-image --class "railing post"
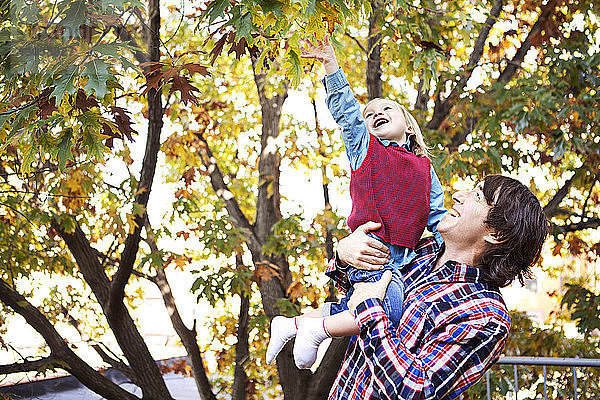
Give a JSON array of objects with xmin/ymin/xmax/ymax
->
[
  {"xmin": 514, "ymin": 365, "xmax": 518, "ymax": 400},
  {"xmin": 486, "ymin": 369, "xmax": 491, "ymax": 400},
  {"xmin": 543, "ymin": 365, "xmax": 548, "ymax": 400},
  {"xmin": 573, "ymin": 366, "xmax": 578, "ymax": 400}
]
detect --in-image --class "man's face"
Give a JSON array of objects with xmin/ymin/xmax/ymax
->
[{"xmin": 437, "ymin": 182, "xmax": 495, "ymax": 245}]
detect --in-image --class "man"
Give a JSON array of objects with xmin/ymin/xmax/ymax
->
[{"xmin": 326, "ymin": 175, "xmax": 549, "ymax": 399}]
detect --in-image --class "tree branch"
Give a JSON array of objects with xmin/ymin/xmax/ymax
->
[
  {"xmin": 442, "ymin": 1, "xmax": 558, "ymax": 151},
  {"xmin": 344, "ymin": 32, "xmax": 367, "ymax": 54},
  {"xmin": 554, "ymin": 218, "xmax": 600, "ymax": 234},
  {"xmin": 232, "ymin": 254, "xmax": 250, "ymax": 400},
  {"xmin": 543, "ymin": 167, "xmax": 585, "ymax": 217},
  {"xmin": 366, "ymin": 0, "xmax": 384, "ymax": 100},
  {"xmin": 194, "ymin": 132, "xmax": 262, "ymax": 258},
  {"xmin": 0, "ymin": 279, "xmax": 139, "ymax": 400},
  {"xmin": 60, "ymin": 305, "xmax": 138, "ymax": 385},
  {"xmin": 426, "ymin": 0, "xmax": 503, "ymax": 130},
  {"xmin": 142, "ymin": 217, "xmax": 216, "ymax": 400},
  {"xmin": 109, "ymin": 0, "xmax": 164, "ymax": 319},
  {"xmin": 52, "ymin": 218, "xmax": 172, "ymax": 399},
  {"xmin": 0, "ymin": 356, "xmax": 58, "ymax": 375},
  {"xmin": 496, "ymin": 1, "xmax": 555, "ymax": 84},
  {"xmin": 581, "ymin": 173, "xmax": 598, "ymax": 218}
]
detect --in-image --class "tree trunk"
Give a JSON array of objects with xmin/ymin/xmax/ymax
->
[
  {"xmin": 53, "ymin": 222, "xmax": 173, "ymax": 400},
  {"xmin": 232, "ymin": 255, "xmax": 250, "ymax": 400},
  {"xmin": 366, "ymin": 0, "xmax": 383, "ymax": 100}
]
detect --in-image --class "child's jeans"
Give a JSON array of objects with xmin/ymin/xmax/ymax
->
[{"xmin": 324, "ymin": 233, "xmax": 407, "ymax": 327}]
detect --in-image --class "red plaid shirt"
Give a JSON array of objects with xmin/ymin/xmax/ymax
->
[{"xmin": 325, "ymin": 233, "xmax": 510, "ymax": 399}]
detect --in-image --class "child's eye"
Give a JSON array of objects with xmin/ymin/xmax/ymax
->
[{"xmin": 384, "ymin": 106, "xmax": 392, "ymax": 110}]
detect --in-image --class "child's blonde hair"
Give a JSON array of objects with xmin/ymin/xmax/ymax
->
[{"xmin": 363, "ymin": 98, "xmax": 430, "ymax": 158}]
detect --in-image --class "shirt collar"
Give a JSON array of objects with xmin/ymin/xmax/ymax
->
[
  {"xmin": 427, "ymin": 241, "xmax": 485, "ymax": 284},
  {"xmin": 376, "ymin": 133, "xmax": 414, "ymax": 151}
]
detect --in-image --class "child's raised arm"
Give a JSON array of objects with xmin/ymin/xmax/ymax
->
[{"xmin": 300, "ymin": 34, "xmax": 339, "ymax": 75}]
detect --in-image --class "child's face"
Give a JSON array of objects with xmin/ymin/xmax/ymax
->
[{"xmin": 364, "ymin": 100, "xmax": 408, "ymax": 143}]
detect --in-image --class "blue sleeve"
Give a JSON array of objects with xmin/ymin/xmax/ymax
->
[
  {"xmin": 427, "ymin": 167, "xmax": 448, "ymax": 232},
  {"xmin": 323, "ymin": 69, "xmax": 369, "ymax": 170}
]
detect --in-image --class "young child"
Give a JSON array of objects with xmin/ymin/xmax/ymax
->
[{"xmin": 266, "ymin": 35, "xmax": 447, "ymax": 369}]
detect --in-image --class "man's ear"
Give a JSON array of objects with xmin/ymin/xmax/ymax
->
[{"xmin": 484, "ymin": 233, "xmax": 504, "ymax": 245}]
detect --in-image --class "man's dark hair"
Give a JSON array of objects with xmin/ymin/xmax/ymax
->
[{"xmin": 479, "ymin": 175, "xmax": 549, "ymax": 288}]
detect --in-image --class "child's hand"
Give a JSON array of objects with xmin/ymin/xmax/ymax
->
[{"xmin": 300, "ymin": 34, "xmax": 339, "ymax": 74}]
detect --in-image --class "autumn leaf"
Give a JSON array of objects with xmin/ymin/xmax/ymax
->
[
  {"xmin": 110, "ymin": 106, "xmax": 136, "ymax": 140},
  {"xmin": 251, "ymin": 261, "xmax": 280, "ymax": 283},
  {"xmin": 209, "ymin": 34, "xmax": 228, "ymax": 64},
  {"xmin": 181, "ymin": 63, "xmax": 210, "ymax": 77},
  {"xmin": 176, "ymin": 231, "xmax": 190, "ymax": 240},
  {"xmin": 38, "ymin": 89, "xmax": 58, "ymax": 119},
  {"xmin": 287, "ymin": 280, "xmax": 304, "ymax": 302},
  {"xmin": 74, "ymin": 89, "xmax": 99, "ymax": 111},
  {"xmin": 182, "ymin": 167, "xmax": 196, "ymax": 186},
  {"xmin": 169, "ymin": 76, "xmax": 200, "ymax": 105}
]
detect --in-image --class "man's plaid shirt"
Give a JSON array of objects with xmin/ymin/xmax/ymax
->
[{"xmin": 325, "ymin": 232, "xmax": 510, "ymax": 399}]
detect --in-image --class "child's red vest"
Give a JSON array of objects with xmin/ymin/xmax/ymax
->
[{"xmin": 347, "ymin": 134, "xmax": 431, "ymax": 249}]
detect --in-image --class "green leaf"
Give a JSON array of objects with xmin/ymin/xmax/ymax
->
[
  {"xmin": 21, "ymin": 143, "xmax": 38, "ymax": 174},
  {"xmin": 51, "ymin": 65, "xmax": 79, "ymax": 104},
  {"xmin": 59, "ymin": 0, "xmax": 88, "ymax": 39},
  {"xmin": 206, "ymin": 0, "xmax": 229, "ymax": 24},
  {"xmin": 57, "ymin": 214, "xmax": 77, "ymax": 234},
  {"xmin": 99, "ymin": 0, "xmax": 127, "ymax": 11},
  {"xmin": 55, "ymin": 130, "xmax": 74, "ymax": 170},
  {"xmin": 0, "ymin": 111, "xmax": 12, "ymax": 130},
  {"xmin": 237, "ymin": 12, "xmax": 253, "ymax": 41},
  {"xmin": 82, "ymin": 60, "xmax": 112, "ymax": 99}
]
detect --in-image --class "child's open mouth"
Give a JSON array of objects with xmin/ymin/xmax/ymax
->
[{"xmin": 374, "ymin": 117, "xmax": 389, "ymax": 128}]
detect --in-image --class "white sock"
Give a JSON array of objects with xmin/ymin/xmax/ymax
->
[
  {"xmin": 293, "ymin": 318, "xmax": 331, "ymax": 369},
  {"xmin": 266, "ymin": 316, "xmax": 299, "ymax": 364}
]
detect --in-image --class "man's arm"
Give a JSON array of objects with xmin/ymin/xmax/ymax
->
[
  {"xmin": 325, "ymin": 222, "xmax": 390, "ymax": 291},
  {"xmin": 349, "ymin": 284, "xmax": 509, "ymax": 399}
]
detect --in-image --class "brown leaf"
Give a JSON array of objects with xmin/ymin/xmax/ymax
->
[
  {"xmin": 287, "ymin": 281, "xmax": 304, "ymax": 302},
  {"xmin": 79, "ymin": 24, "xmax": 96, "ymax": 43},
  {"xmin": 209, "ymin": 34, "xmax": 228, "ymax": 64},
  {"xmin": 142, "ymin": 62, "xmax": 165, "ymax": 94},
  {"xmin": 181, "ymin": 167, "xmax": 196, "ymax": 186},
  {"xmin": 176, "ymin": 230, "xmax": 190, "ymax": 240},
  {"xmin": 74, "ymin": 89, "xmax": 99, "ymax": 111},
  {"xmin": 228, "ymin": 38, "xmax": 248, "ymax": 59},
  {"xmin": 321, "ymin": 7, "xmax": 340, "ymax": 33},
  {"xmin": 181, "ymin": 63, "xmax": 210, "ymax": 77},
  {"xmin": 162, "ymin": 67, "xmax": 180, "ymax": 82},
  {"xmin": 110, "ymin": 106, "xmax": 136, "ymax": 140},
  {"xmin": 251, "ymin": 261, "xmax": 280, "ymax": 283},
  {"xmin": 169, "ymin": 76, "xmax": 199, "ymax": 105},
  {"xmin": 38, "ymin": 88, "xmax": 58, "ymax": 119}
]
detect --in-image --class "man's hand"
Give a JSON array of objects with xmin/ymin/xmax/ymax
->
[
  {"xmin": 348, "ymin": 270, "xmax": 392, "ymax": 314},
  {"xmin": 337, "ymin": 222, "xmax": 390, "ymax": 270},
  {"xmin": 300, "ymin": 34, "xmax": 339, "ymax": 74}
]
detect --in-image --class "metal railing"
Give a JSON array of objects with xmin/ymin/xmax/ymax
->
[{"xmin": 480, "ymin": 357, "xmax": 600, "ymax": 400}]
